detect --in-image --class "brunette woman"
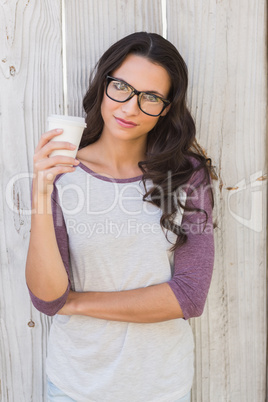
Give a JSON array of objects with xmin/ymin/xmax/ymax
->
[{"xmin": 26, "ymin": 32, "xmax": 215, "ymax": 402}]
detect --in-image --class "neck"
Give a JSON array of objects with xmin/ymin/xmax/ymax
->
[{"xmin": 96, "ymin": 133, "xmax": 147, "ymax": 174}]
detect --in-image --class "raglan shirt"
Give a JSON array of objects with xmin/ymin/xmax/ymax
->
[{"xmin": 28, "ymin": 160, "xmax": 214, "ymax": 402}]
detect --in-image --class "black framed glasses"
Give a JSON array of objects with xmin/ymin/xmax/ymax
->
[{"xmin": 105, "ymin": 75, "xmax": 171, "ymax": 117}]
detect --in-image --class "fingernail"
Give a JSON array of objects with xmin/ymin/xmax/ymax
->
[
  {"xmin": 56, "ymin": 129, "xmax": 63, "ymax": 133},
  {"xmin": 74, "ymin": 160, "xmax": 80, "ymax": 164}
]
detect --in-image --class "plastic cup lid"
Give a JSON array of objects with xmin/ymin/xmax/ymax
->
[{"xmin": 47, "ymin": 114, "xmax": 87, "ymax": 128}]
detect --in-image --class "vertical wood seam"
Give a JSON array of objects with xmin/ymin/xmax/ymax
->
[
  {"xmin": 161, "ymin": 0, "xmax": 167, "ymax": 39},
  {"xmin": 61, "ymin": 0, "xmax": 68, "ymax": 115}
]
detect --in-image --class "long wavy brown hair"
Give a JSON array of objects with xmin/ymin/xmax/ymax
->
[{"xmin": 81, "ymin": 32, "xmax": 215, "ymax": 251}]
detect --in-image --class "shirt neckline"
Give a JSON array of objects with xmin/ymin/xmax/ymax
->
[{"xmin": 78, "ymin": 161, "xmax": 143, "ymax": 183}]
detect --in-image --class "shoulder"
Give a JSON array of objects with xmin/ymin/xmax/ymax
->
[
  {"xmin": 179, "ymin": 155, "xmax": 214, "ymax": 212},
  {"xmin": 187, "ymin": 154, "xmax": 201, "ymax": 167},
  {"xmin": 185, "ymin": 154, "xmax": 212, "ymax": 185}
]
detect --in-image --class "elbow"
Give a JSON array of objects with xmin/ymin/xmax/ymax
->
[
  {"xmin": 182, "ymin": 300, "xmax": 206, "ymax": 320},
  {"xmin": 27, "ymin": 283, "xmax": 70, "ymax": 316},
  {"xmin": 191, "ymin": 304, "xmax": 205, "ymax": 318},
  {"xmin": 31, "ymin": 300, "xmax": 60, "ymax": 316},
  {"xmin": 30, "ymin": 295, "xmax": 68, "ymax": 316}
]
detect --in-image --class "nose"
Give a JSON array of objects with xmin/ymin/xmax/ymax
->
[{"xmin": 121, "ymin": 95, "xmax": 140, "ymax": 116}]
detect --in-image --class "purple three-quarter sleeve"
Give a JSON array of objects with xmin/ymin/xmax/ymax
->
[
  {"xmin": 28, "ymin": 178, "xmax": 72, "ymax": 316},
  {"xmin": 167, "ymin": 165, "xmax": 215, "ymax": 320}
]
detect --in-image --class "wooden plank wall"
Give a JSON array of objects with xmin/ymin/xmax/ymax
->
[{"xmin": 0, "ymin": 1, "xmax": 266, "ymax": 401}]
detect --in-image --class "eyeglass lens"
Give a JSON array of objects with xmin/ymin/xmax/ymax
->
[{"xmin": 107, "ymin": 79, "xmax": 165, "ymax": 116}]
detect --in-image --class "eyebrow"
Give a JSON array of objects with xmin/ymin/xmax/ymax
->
[{"xmin": 113, "ymin": 76, "xmax": 166, "ymax": 98}]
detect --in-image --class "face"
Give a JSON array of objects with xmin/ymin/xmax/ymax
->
[{"xmin": 100, "ymin": 54, "xmax": 171, "ymax": 145}]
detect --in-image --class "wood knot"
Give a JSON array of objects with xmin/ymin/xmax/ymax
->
[{"xmin": 10, "ymin": 66, "xmax": 16, "ymax": 76}]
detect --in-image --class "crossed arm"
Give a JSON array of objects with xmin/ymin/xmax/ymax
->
[{"xmin": 57, "ymin": 283, "xmax": 184, "ymax": 323}]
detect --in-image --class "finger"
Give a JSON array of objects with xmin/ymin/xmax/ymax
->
[
  {"xmin": 34, "ymin": 129, "xmax": 64, "ymax": 153},
  {"xmin": 34, "ymin": 155, "xmax": 79, "ymax": 171},
  {"xmin": 35, "ymin": 140, "xmax": 77, "ymax": 160},
  {"xmin": 48, "ymin": 155, "xmax": 80, "ymax": 166}
]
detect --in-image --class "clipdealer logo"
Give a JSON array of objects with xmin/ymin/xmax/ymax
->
[
  {"xmin": 227, "ymin": 170, "xmax": 266, "ymax": 233},
  {"xmin": 4, "ymin": 170, "xmax": 266, "ymax": 233},
  {"xmin": 65, "ymin": 218, "xmax": 163, "ymax": 239}
]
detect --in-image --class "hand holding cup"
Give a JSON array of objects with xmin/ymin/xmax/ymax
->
[
  {"xmin": 33, "ymin": 129, "xmax": 80, "ymax": 197},
  {"xmin": 47, "ymin": 114, "xmax": 87, "ymax": 161},
  {"xmin": 32, "ymin": 114, "xmax": 86, "ymax": 200}
]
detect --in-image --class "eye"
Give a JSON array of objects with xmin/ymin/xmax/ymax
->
[
  {"xmin": 112, "ymin": 80, "xmax": 130, "ymax": 92},
  {"xmin": 142, "ymin": 93, "xmax": 161, "ymax": 103}
]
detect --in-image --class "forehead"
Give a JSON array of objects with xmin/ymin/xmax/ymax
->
[{"xmin": 111, "ymin": 54, "xmax": 171, "ymax": 97}]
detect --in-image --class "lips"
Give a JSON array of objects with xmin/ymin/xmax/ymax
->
[{"xmin": 115, "ymin": 117, "xmax": 138, "ymax": 128}]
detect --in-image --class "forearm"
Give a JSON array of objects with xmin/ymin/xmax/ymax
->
[
  {"xmin": 62, "ymin": 283, "xmax": 184, "ymax": 323},
  {"xmin": 25, "ymin": 192, "xmax": 69, "ymax": 301}
]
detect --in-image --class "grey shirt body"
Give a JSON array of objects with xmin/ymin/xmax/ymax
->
[{"xmin": 29, "ymin": 161, "xmax": 214, "ymax": 401}]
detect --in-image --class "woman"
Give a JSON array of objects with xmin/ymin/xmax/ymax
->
[{"xmin": 26, "ymin": 32, "xmax": 215, "ymax": 402}]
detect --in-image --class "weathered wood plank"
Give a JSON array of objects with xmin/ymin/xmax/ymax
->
[
  {"xmin": 167, "ymin": 1, "xmax": 267, "ymax": 401},
  {"xmin": 0, "ymin": 1, "xmax": 63, "ymax": 401}
]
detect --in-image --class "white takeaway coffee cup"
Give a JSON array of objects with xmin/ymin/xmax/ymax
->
[{"xmin": 47, "ymin": 114, "xmax": 87, "ymax": 159}]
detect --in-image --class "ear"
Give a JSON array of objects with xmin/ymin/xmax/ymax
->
[{"xmin": 160, "ymin": 104, "xmax": 171, "ymax": 117}]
